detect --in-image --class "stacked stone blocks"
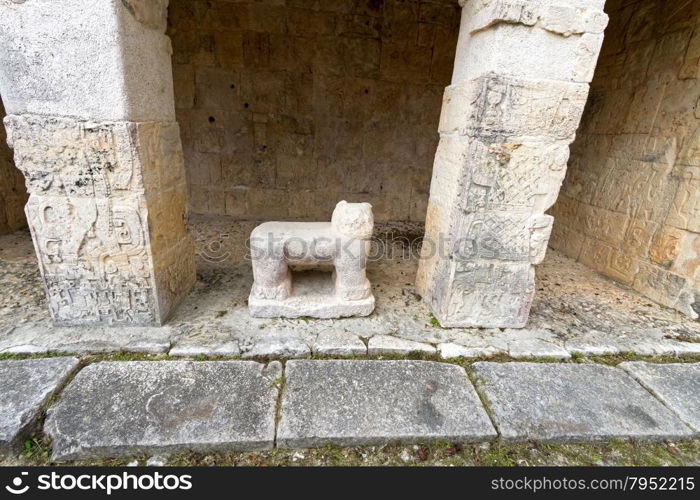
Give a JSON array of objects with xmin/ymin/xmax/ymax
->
[
  {"xmin": 417, "ymin": 0, "xmax": 608, "ymax": 327},
  {"xmin": 0, "ymin": 0, "xmax": 196, "ymax": 325}
]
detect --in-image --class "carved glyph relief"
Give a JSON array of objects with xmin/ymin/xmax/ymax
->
[
  {"xmin": 418, "ymin": 0, "xmax": 606, "ymax": 328},
  {"xmin": 440, "ymin": 75, "xmax": 590, "ymax": 141},
  {"xmin": 4, "ymin": 114, "xmax": 194, "ymax": 325}
]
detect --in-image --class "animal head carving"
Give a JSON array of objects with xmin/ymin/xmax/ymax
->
[{"xmin": 331, "ymin": 201, "xmax": 374, "ymax": 240}]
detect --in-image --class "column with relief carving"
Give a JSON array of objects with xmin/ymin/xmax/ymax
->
[
  {"xmin": 416, "ymin": 0, "xmax": 608, "ymax": 328},
  {"xmin": 0, "ymin": 0, "xmax": 195, "ymax": 325}
]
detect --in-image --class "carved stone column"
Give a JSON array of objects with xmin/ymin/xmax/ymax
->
[
  {"xmin": 416, "ymin": 0, "xmax": 608, "ymax": 328},
  {"xmin": 0, "ymin": 0, "xmax": 195, "ymax": 325}
]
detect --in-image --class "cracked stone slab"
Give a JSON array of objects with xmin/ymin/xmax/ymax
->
[
  {"xmin": 437, "ymin": 328, "xmax": 570, "ymax": 360},
  {"xmin": 45, "ymin": 361, "xmax": 281, "ymax": 461},
  {"xmin": 0, "ymin": 357, "xmax": 80, "ymax": 455},
  {"xmin": 620, "ymin": 362, "xmax": 700, "ymax": 435},
  {"xmin": 277, "ymin": 360, "xmax": 496, "ymax": 448},
  {"xmin": 472, "ymin": 362, "xmax": 693, "ymax": 442},
  {"xmin": 564, "ymin": 328, "xmax": 700, "ymax": 357},
  {"xmin": 368, "ymin": 335, "xmax": 436, "ymax": 356}
]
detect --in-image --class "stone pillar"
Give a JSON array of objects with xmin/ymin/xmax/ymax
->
[
  {"xmin": 416, "ymin": 0, "xmax": 608, "ymax": 328},
  {"xmin": 0, "ymin": 0, "xmax": 195, "ymax": 325}
]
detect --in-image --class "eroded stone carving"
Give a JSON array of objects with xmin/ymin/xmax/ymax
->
[
  {"xmin": 467, "ymin": 0, "xmax": 608, "ymax": 37},
  {"xmin": 417, "ymin": 0, "xmax": 608, "ymax": 328},
  {"xmin": 4, "ymin": 114, "xmax": 195, "ymax": 325},
  {"xmin": 440, "ymin": 75, "xmax": 590, "ymax": 140},
  {"xmin": 249, "ymin": 201, "xmax": 375, "ymax": 319}
]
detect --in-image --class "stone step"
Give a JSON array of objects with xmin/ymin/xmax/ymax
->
[
  {"xmin": 0, "ymin": 357, "xmax": 80, "ymax": 455},
  {"xmin": 277, "ymin": 360, "xmax": 497, "ymax": 448},
  {"xmin": 620, "ymin": 362, "xmax": 700, "ymax": 436},
  {"xmin": 6, "ymin": 358, "xmax": 700, "ymax": 461},
  {"xmin": 44, "ymin": 361, "xmax": 281, "ymax": 461},
  {"xmin": 472, "ymin": 362, "xmax": 694, "ymax": 442}
]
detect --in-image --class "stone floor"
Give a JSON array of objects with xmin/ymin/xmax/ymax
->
[
  {"xmin": 1, "ymin": 357, "xmax": 698, "ymax": 462},
  {"xmin": 0, "ymin": 216, "xmax": 699, "ymax": 358}
]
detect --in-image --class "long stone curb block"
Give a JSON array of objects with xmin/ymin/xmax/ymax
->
[
  {"xmin": 277, "ymin": 360, "xmax": 497, "ymax": 448},
  {"xmin": 45, "ymin": 360, "xmax": 281, "ymax": 461},
  {"xmin": 471, "ymin": 362, "xmax": 694, "ymax": 443},
  {"xmin": 620, "ymin": 362, "xmax": 700, "ymax": 436}
]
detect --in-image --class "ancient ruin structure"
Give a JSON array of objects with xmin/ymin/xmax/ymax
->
[
  {"xmin": 416, "ymin": 0, "xmax": 609, "ymax": 327},
  {"xmin": 0, "ymin": 0, "xmax": 699, "ymax": 329},
  {"xmin": 550, "ymin": 0, "xmax": 700, "ymax": 320},
  {"xmin": 249, "ymin": 201, "xmax": 375, "ymax": 318},
  {"xmin": 0, "ymin": 0, "xmax": 196, "ymax": 325}
]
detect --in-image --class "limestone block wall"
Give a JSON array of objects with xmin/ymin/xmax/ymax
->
[
  {"xmin": 0, "ymin": 99, "xmax": 27, "ymax": 235},
  {"xmin": 550, "ymin": 0, "xmax": 700, "ymax": 318},
  {"xmin": 168, "ymin": 0, "xmax": 460, "ymax": 221}
]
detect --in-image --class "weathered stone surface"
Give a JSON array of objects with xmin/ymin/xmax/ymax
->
[
  {"xmin": 439, "ymin": 342, "xmax": 503, "ymax": 360},
  {"xmin": 455, "ymin": 0, "xmax": 607, "ymax": 84},
  {"xmin": 169, "ymin": 341, "xmax": 240, "ymax": 358},
  {"xmin": 417, "ymin": 0, "xmax": 604, "ymax": 329},
  {"xmin": 313, "ymin": 330, "xmax": 366, "ymax": 357},
  {"xmin": 249, "ymin": 201, "xmax": 375, "ymax": 319},
  {"xmin": 241, "ymin": 334, "xmax": 311, "ymax": 359},
  {"xmin": 0, "ymin": 357, "xmax": 79, "ymax": 455},
  {"xmin": 437, "ymin": 328, "xmax": 569, "ymax": 360},
  {"xmin": 551, "ymin": 0, "xmax": 700, "ymax": 319},
  {"xmin": 466, "ymin": 0, "xmax": 608, "ymax": 40},
  {"xmin": 505, "ymin": 329, "xmax": 570, "ymax": 360},
  {"xmin": 439, "ymin": 77, "xmax": 590, "ymax": 140},
  {"xmin": 620, "ymin": 362, "xmax": 700, "ymax": 434},
  {"xmin": 168, "ymin": 0, "xmax": 459, "ymax": 222},
  {"xmin": 0, "ymin": 0, "xmax": 196, "ymax": 326},
  {"xmin": 45, "ymin": 361, "xmax": 281, "ymax": 460},
  {"xmin": 5, "ymin": 220, "xmax": 700, "ymax": 360},
  {"xmin": 0, "ymin": 100, "xmax": 26, "ymax": 235},
  {"xmin": 0, "ymin": 324, "xmax": 173, "ymax": 355},
  {"xmin": 277, "ymin": 360, "xmax": 496, "ymax": 448},
  {"xmin": 472, "ymin": 362, "xmax": 694, "ymax": 442},
  {"xmin": 3, "ymin": 114, "xmax": 195, "ymax": 326},
  {"xmin": 0, "ymin": 0, "xmax": 174, "ymax": 122},
  {"xmin": 565, "ymin": 328, "xmax": 700, "ymax": 358},
  {"xmin": 368, "ymin": 335, "xmax": 436, "ymax": 356}
]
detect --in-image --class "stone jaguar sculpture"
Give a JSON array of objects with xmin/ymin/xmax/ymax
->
[{"xmin": 248, "ymin": 201, "xmax": 375, "ymax": 319}]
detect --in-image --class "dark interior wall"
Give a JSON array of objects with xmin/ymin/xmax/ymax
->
[
  {"xmin": 0, "ymin": 97, "xmax": 27, "ymax": 234},
  {"xmin": 550, "ymin": 0, "xmax": 700, "ymax": 317},
  {"xmin": 167, "ymin": 0, "xmax": 460, "ymax": 222}
]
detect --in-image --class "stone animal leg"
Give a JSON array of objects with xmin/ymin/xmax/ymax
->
[
  {"xmin": 334, "ymin": 240, "xmax": 371, "ymax": 301},
  {"xmin": 252, "ymin": 257, "xmax": 292, "ymax": 301}
]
